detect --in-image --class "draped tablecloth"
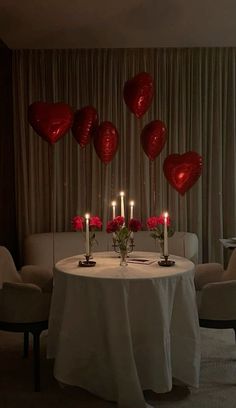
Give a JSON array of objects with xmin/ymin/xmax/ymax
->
[{"xmin": 47, "ymin": 251, "xmax": 200, "ymax": 408}]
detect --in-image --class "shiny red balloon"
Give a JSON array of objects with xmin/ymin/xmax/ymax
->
[
  {"xmin": 141, "ymin": 120, "xmax": 167, "ymax": 160},
  {"xmin": 93, "ymin": 121, "xmax": 119, "ymax": 164},
  {"xmin": 28, "ymin": 102, "xmax": 73, "ymax": 144},
  {"xmin": 72, "ymin": 106, "xmax": 99, "ymax": 148},
  {"xmin": 123, "ymin": 72, "xmax": 154, "ymax": 118},
  {"xmin": 163, "ymin": 151, "xmax": 203, "ymax": 195}
]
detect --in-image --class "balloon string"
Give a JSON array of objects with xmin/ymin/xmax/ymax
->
[
  {"xmin": 152, "ymin": 160, "xmax": 156, "ymax": 215},
  {"xmin": 51, "ymin": 144, "xmax": 56, "ymax": 269},
  {"xmin": 138, "ymin": 118, "xmax": 144, "ymax": 219}
]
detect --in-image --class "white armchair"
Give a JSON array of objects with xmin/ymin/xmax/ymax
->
[
  {"xmin": 0, "ymin": 246, "xmax": 53, "ymax": 391},
  {"xmin": 195, "ymin": 249, "xmax": 236, "ymax": 337}
]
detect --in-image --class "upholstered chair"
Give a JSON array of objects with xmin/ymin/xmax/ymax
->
[
  {"xmin": 195, "ymin": 249, "xmax": 236, "ymax": 337},
  {"xmin": 0, "ymin": 246, "xmax": 53, "ymax": 391}
]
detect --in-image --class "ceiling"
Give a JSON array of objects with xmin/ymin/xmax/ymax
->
[{"xmin": 0, "ymin": 0, "xmax": 236, "ymax": 49}]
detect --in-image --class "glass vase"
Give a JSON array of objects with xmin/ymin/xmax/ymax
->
[
  {"xmin": 120, "ymin": 248, "xmax": 128, "ymax": 266},
  {"xmin": 159, "ymin": 239, "xmax": 164, "ymax": 258},
  {"xmin": 89, "ymin": 234, "xmax": 96, "ymax": 259}
]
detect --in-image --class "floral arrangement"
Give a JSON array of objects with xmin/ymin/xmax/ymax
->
[
  {"xmin": 146, "ymin": 214, "xmax": 175, "ymax": 241},
  {"xmin": 106, "ymin": 216, "xmax": 142, "ymax": 251},
  {"xmin": 72, "ymin": 215, "xmax": 102, "ymax": 249}
]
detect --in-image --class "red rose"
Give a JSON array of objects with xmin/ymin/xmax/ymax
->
[
  {"xmin": 157, "ymin": 215, "xmax": 164, "ymax": 225},
  {"xmin": 72, "ymin": 215, "xmax": 84, "ymax": 231},
  {"xmin": 146, "ymin": 216, "xmax": 159, "ymax": 230},
  {"xmin": 158, "ymin": 214, "xmax": 171, "ymax": 226},
  {"xmin": 114, "ymin": 216, "xmax": 125, "ymax": 226},
  {"xmin": 147, "ymin": 214, "xmax": 172, "ymax": 230},
  {"xmin": 90, "ymin": 216, "xmax": 102, "ymax": 230},
  {"xmin": 129, "ymin": 218, "xmax": 142, "ymax": 232},
  {"xmin": 106, "ymin": 220, "xmax": 120, "ymax": 233}
]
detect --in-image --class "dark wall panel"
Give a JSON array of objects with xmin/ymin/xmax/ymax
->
[{"xmin": 0, "ymin": 40, "xmax": 18, "ymax": 264}]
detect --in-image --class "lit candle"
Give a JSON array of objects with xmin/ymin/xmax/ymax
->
[
  {"xmin": 120, "ymin": 191, "xmax": 125, "ymax": 218},
  {"xmin": 111, "ymin": 201, "xmax": 116, "ymax": 219},
  {"xmin": 85, "ymin": 213, "xmax": 90, "ymax": 256},
  {"xmin": 130, "ymin": 201, "xmax": 134, "ymax": 219},
  {"xmin": 163, "ymin": 212, "xmax": 168, "ymax": 256}
]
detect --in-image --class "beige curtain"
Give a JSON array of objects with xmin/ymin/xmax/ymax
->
[{"xmin": 12, "ymin": 48, "xmax": 236, "ymax": 263}]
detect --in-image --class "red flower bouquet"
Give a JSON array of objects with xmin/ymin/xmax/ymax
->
[
  {"xmin": 106, "ymin": 216, "xmax": 142, "ymax": 251},
  {"xmin": 72, "ymin": 215, "xmax": 102, "ymax": 231},
  {"xmin": 72, "ymin": 215, "xmax": 102, "ymax": 251},
  {"xmin": 72, "ymin": 216, "xmax": 84, "ymax": 231},
  {"xmin": 146, "ymin": 214, "xmax": 174, "ymax": 241}
]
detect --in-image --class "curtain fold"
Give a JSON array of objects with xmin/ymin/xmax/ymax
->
[{"xmin": 12, "ymin": 48, "xmax": 236, "ymax": 263}]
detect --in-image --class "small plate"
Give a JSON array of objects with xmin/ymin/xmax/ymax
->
[
  {"xmin": 230, "ymin": 237, "xmax": 236, "ymax": 242},
  {"xmin": 127, "ymin": 258, "xmax": 155, "ymax": 265}
]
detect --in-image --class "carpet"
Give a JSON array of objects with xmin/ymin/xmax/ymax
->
[{"xmin": 0, "ymin": 328, "xmax": 236, "ymax": 408}]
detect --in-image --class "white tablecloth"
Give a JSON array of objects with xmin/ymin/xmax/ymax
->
[{"xmin": 47, "ymin": 251, "xmax": 200, "ymax": 408}]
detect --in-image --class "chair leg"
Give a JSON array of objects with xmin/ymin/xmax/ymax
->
[
  {"xmin": 33, "ymin": 331, "xmax": 41, "ymax": 392},
  {"xmin": 23, "ymin": 331, "xmax": 29, "ymax": 358}
]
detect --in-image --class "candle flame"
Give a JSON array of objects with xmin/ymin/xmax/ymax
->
[
  {"xmin": 111, "ymin": 201, "xmax": 116, "ymax": 206},
  {"xmin": 85, "ymin": 213, "xmax": 90, "ymax": 219},
  {"xmin": 130, "ymin": 201, "xmax": 134, "ymax": 206},
  {"xmin": 120, "ymin": 191, "xmax": 125, "ymax": 197}
]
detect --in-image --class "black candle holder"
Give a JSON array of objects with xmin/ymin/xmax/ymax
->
[
  {"xmin": 158, "ymin": 255, "xmax": 175, "ymax": 267},
  {"xmin": 78, "ymin": 254, "xmax": 96, "ymax": 267}
]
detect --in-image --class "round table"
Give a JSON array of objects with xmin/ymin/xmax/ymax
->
[{"xmin": 48, "ymin": 251, "xmax": 200, "ymax": 408}]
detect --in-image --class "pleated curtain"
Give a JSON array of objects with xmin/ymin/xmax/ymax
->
[{"xmin": 12, "ymin": 48, "xmax": 236, "ymax": 263}]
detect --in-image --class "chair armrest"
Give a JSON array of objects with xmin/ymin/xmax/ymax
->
[
  {"xmin": 198, "ymin": 280, "xmax": 236, "ymax": 320},
  {"xmin": 3, "ymin": 281, "xmax": 41, "ymax": 292},
  {"xmin": 20, "ymin": 265, "xmax": 53, "ymax": 291},
  {"xmin": 194, "ymin": 262, "xmax": 223, "ymax": 290},
  {"xmin": 0, "ymin": 282, "xmax": 51, "ymax": 323}
]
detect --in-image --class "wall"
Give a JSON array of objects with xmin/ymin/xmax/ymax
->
[{"xmin": 0, "ymin": 40, "xmax": 18, "ymax": 263}]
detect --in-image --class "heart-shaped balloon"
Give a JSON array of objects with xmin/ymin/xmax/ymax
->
[
  {"xmin": 141, "ymin": 120, "xmax": 167, "ymax": 160},
  {"xmin": 28, "ymin": 102, "xmax": 73, "ymax": 144},
  {"xmin": 72, "ymin": 106, "xmax": 99, "ymax": 148},
  {"xmin": 163, "ymin": 151, "xmax": 203, "ymax": 195},
  {"xmin": 123, "ymin": 72, "xmax": 154, "ymax": 118},
  {"xmin": 93, "ymin": 121, "xmax": 119, "ymax": 164}
]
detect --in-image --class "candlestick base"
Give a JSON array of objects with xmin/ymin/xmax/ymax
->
[
  {"xmin": 78, "ymin": 255, "xmax": 96, "ymax": 267},
  {"xmin": 158, "ymin": 255, "xmax": 175, "ymax": 267}
]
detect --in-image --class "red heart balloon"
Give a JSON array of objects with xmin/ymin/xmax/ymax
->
[
  {"xmin": 93, "ymin": 121, "xmax": 119, "ymax": 164},
  {"xmin": 163, "ymin": 152, "xmax": 203, "ymax": 195},
  {"xmin": 123, "ymin": 72, "xmax": 154, "ymax": 118},
  {"xmin": 72, "ymin": 106, "xmax": 99, "ymax": 148},
  {"xmin": 141, "ymin": 120, "xmax": 167, "ymax": 160},
  {"xmin": 28, "ymin": 102, "xmax": 73, "ymax": 144}
]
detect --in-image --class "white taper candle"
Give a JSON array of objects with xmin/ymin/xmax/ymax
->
[
  {"xmin": 130, "ymin": 201, "xmax": 134, "ymax": 219},
  {"xmin": 85, "ymin": 213, "xmax": 90, "ymax": 256},
  {"xmin": 163, "ymin": 212, "xmax": 168, "ymax": 256},
  {"xmin": 120, "ymin": 191, "xmax": 125, "ymax": 218},
  {"xmin": 111, "ymin": 201, "xmax": 116, "ymax": 219}
]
